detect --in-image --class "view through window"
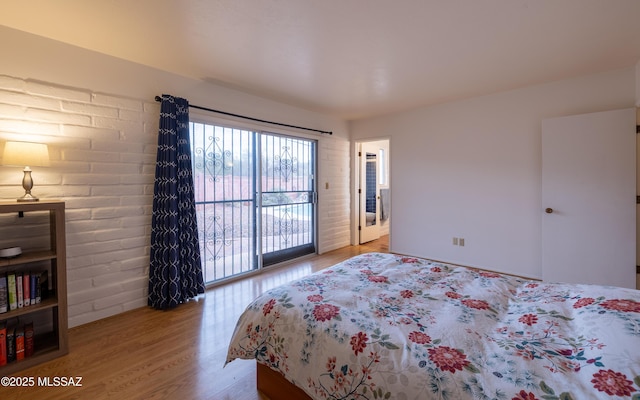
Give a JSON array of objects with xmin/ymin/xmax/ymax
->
[{"xmin": 190, "ymin": 122, "xmax": 316, "ymax": 283}]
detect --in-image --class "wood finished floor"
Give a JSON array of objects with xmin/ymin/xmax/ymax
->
[{"xmin": 6, "ymin": 236, "xmax": 389, "ymax": 400}]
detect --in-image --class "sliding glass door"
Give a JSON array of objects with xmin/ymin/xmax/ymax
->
[
  {"xmin": 190, "ymin": 122, "xmax": 316, "ymax": 284},
  {"xmin": 260, "ymin": 134, "xmax": 316, "ymax": 266},
  {"xmin": 191, "ymin": 123, "xmax": 257, "ymax": 283}
]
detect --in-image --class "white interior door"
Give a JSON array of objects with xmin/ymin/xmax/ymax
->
[
  {"xmin": 541, "ymin": 108, "xmax": 635, "ymax": 288},
  {"xmin": 359, "ymin": 142, "xmax": 380, "ymax": 243}
]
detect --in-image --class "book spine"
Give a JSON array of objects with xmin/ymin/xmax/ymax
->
[
  {"xmin": 0, "ymin": 324, "xmax": 6, "ymax": 366},
  {"xmin": 24, "ymin": 322, "xmax": 34, "ymax": 358},
  {"xmin": 30, "ymin": 274, "xmax": 37, "ymax": 305},
  {"xmin": 6, "ymin": 327, "xmax": 15, "ymax": 363},
  {"xmin": 0, "ymin": 275, "xmax": 7, "ymax": 313},
  {"xmin": 15, "ymin": 326, "xmax": 24, "ymax": 361},
  {"xmin": 16, "ymin": 274, "xmax": 23, "ymax": 308},
  {"xmin": 7, "ymin": 272, "xmax": 17, "ymax": 310},
  {"xmin": 35, "ymin": 275, "xmax": 41, "ymax": 304},
  {"xmin": 23, "ymin": 272, "xmax": 30, "ymax": 307}
]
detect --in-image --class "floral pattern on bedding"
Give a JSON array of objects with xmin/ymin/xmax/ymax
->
[{"xmin": 226, "ymin": 253, "xmax": 640, "ymax": 399}]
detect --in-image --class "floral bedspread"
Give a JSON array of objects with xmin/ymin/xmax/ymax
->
[{"xmin": 226, "ymin": 252, "xmax": 640, "ymax": 399}]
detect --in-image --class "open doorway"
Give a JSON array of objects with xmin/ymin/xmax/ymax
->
[{"xmin": 355, "ymin": 139, "xmax": 390, "ymax": 244}]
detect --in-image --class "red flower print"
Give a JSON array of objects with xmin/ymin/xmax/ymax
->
[
  {"xmin": 368, "ymin": 275, "xmax": 389, "ymax": 283},
  {"xmin": 400, "ymin": 290, "xmax": 414, "ymax": 299},
  {"xmin": 249, "ymin": 329, "xmax": 261, "ymax": 343},
  {"xmin": 591, "ymin": 369, "xmax": 636, "ymax": 396},
  {"xmin": 262, "ymin": 299, "xmax": 276, "ymax": 316},
  {"xmin": 479, "ymin": 271, "xmax": 501, "ymax": 278},
  {"xmin": 573, "ymin": 298, "xmax": 595, "ymax": 308},
  {"xmin": 515, "ymin": 348, "xmax": 535, "ymax": 361},
  {"xmin": 512, "ymin": 390, "xmax": 538, "ymax": 400},
  {"xmin": 427, "ymin": 346, "xmax": 469, "ymax": 373},
  {"xmin": 446, "ymin": 291, "xmax": 462, "ymax": 299},
  {"xmin": 326, "ymin": 356, "xmax": 336, "ymax": 372},
  {"xmin": 334, "ymin": 371, "xmax": 346, "ymax": 389},
  {"xmin": 361, "ymin": 365, "xmax": 372, "ymax": 379},
  {"xmin": 313, "ymin": 304, "xmax": 341, "ymax": 322},
  {"xmin": 525, "ymin": 283, "xmax": 538, "ymax": 288},
  {"xmin": 558, "ymin": 359, "xmax": 580, "ymax": 372},
  {"xmin": 461, "ymin": 299, "xmax": 490, "ymax": 310},
  {"xmin": 360, "ymin": 269, "xmax": 373, "ymax": 275},
  {"xmin": 518, "ymin": 313, "xmax": 538, "ymax": 326},
  {"xmin": 430, "ymin": 266, "xmax": 442, "ymax": 273},
  {"xmin": 350, "ymin": 332, "xmax": 368, "ymax": 355},
  {"xmin": 600, "ymin": 299, "xmax": 640, "ymax": 313},
  {"xmin": 408, "ymin": 331, "xmax": 431, "ymax": 344},
  {"xmin": 401, "ymin": 257, "xmax": 419, "ymax": 263},
  {"xmin": 307, "ymin": 294, "xmax": 323, "ymax": 302}
]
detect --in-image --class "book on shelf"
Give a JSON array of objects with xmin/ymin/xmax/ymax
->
[
  {"xmin": 36, "ymin": 273, "xmax": 41, "ymax": 303},
  {"xmin": 0, "ymin": 323, "xmax": 6, "ymax": 366},
  {"xmin": 16, "ymin": 274, "xmax": 23, "ymax": 308},
  {"xmin": 2, "ymin": 323, "xmax": 34, "ymax": 365},
  {"xmin": 24, "ymin": 322, "xmax": 34, "ymax": 358},
  {"xmin": 22, "ymin": 272, "xmax": 30, "ymax": 307},
  {"xmin": 15, "ymin": 325, "xmax": 24, "ymax": 361},
  {"xmin": 38, "ymin": 271, "xmax": 48, "ymax": 302},
  {"xmin": 7, "ymin": 272, "xmax": 17, "ymax": 311},
  {"xmin": 6, "ymin": 326, "xmax": 15, "ymax": 363},
  {"xmin": 0, "ymin": 275, "xmax": 7, "ymax": 313},
  {"xmin": 30, "ymin": 273, "xmax": 37, "ymax": 305}
]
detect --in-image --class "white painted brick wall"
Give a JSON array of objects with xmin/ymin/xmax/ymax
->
[
  {"xmin": 317, "ymin": 136, "xmax": 351, "ymax": 253},
  {"xmin": 0, "ymin": 74, "xmax": 352, "ymax": 328},
  {"xmin": 0, "ymin": 75, "xmax": 158, "ymax": 328}
]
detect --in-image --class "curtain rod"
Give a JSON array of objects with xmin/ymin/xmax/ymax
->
[{"xmin": 154, "ymin": 96, "xmax": 332, "ymax": 135}]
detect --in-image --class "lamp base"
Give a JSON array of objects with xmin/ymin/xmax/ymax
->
[
  {"xmin": 17, "ymin": 193, "xmax": 39, "ymax": 202},
  {"xmin": 17, "ymin": 168, "xmax": 40, "ymax": 202}
]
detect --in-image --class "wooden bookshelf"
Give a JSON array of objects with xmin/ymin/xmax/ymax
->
[{"xmin": 0, "ymin": 200, "xmax": 68, "ymax": 374}]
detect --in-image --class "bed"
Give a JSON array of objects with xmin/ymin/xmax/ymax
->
[{"xmin": 226, "ymin": 252, "xmax": 640, "ymax": 399}]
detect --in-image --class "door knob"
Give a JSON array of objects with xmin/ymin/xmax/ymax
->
[{"xmin": 545, "ymin": 208, "xmax": 553, "ymax": 214}]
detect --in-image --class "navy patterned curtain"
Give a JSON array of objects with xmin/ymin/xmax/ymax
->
[{"xmin": 148, "ymin": 94, "xmax": 205, "ymax": 309}]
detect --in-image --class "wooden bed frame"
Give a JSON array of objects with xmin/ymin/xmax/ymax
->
[{"xmin": 257, "ymin": 362, "xmax": 312, "ymax": 400}]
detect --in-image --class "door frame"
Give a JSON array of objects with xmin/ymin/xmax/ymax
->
[{"xmin": 352, "ymin": 138, "xmax": 391, "ymax": 246}]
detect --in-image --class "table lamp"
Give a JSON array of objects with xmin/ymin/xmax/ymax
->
[{"xmin": 2, "ymin": 141, "xmax": 50, "ymax": 202}]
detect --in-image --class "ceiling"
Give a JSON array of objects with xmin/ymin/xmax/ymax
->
[{"xmin": 1, "ymin": 0, "xmax": 640, "ymax": 120}]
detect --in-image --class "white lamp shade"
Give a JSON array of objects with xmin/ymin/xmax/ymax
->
[{"xmin": 3, "ymin": 141, "xmax": 50, "ymax": 167}]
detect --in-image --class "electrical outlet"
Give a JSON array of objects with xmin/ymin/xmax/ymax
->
[
  {"xmin": 459, "ymin": 238, "xmax": 465, "ymax": 246},
  {"xmin": 453, "ymin": 237, "xmax": 458, "ymax": 246}
]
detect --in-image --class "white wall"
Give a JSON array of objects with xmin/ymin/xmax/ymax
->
[
  {"xmin": 351, "ymin": 67, "xmax": 636, "ymax": 279},
  {"xmin": 0, "ymin": 26, "xmax": 351, "ymax": 327}
]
